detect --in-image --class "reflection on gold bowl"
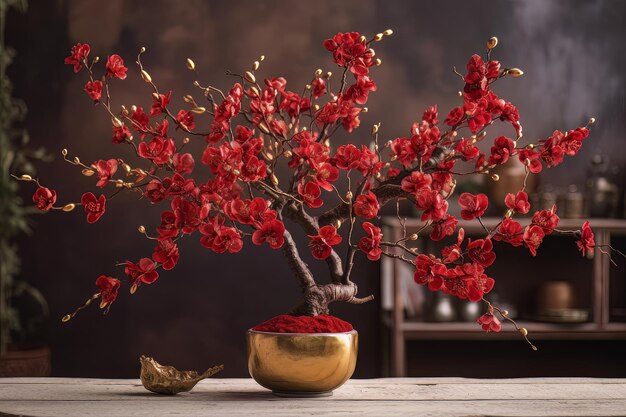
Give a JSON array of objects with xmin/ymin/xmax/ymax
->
[{"xmin": 246, "ymin": 329, "xmax": 358, "ymax": 397}]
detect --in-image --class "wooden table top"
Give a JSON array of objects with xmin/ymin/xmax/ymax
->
[{"xmin": 2, "ymin": 377, "xmax": 626, "ymax": 416}]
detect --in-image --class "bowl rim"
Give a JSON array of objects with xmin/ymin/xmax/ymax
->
[{"xmin": 247, "ymin": 328, "xmax": 357, "ymax": 336}]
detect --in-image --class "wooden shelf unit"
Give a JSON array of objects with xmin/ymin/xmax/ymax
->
[{"xmin": 381, "ymin": 216, "xmax": 626, "ymax": 377}]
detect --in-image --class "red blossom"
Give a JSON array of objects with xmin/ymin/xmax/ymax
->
[
  {"xmin": 145, "ymin": 180, "xmax": 166, "ymax": 203},
  {"xmin": 173, "ymin": 153, "xmax": 195, "ymax": 174},
  {"xmin": 523, "ymin": 225, "xmax": 545, "ymax": 256},
  {"xmin": 252, "ymin": 219, "xmax": 285, "ymax": 249},
  {"xmin": 431, "ymin": 215, "xmax": 458, "ymax": 241},
  {"xmin": 488, "ymin": 136, "xmax": 515, "ymax": 166},
  {"xmin": 504, "ymin": 191, "xmax": 530, "ymax": 214},
  {"xmin": 415, "ymin": 189, "xmax": 448, "ymax": 222},
  {"xmin": 152, "ymin": 239, "xmax": 180, "ymax": 270},
  {"xmin": 458, "ymin": 192, "xmax": 488, "ymax": 220},
  {"xmin": 105, "ymin": 54, "xmax": 127, "ymax": 80},
  {"xmin": 467, "ymin": 238, "xmax": 496, "ymax": 267},
  {"xmin": 64, "ymin": 43, "xmax": 90, "ymax": 73},
  {"xmin": 111, "ymin": 125, "xmax": 131, "ymax": 144},
  {"xmin": 477, "ymin": 313, "xmax": 501, "ymax": 332},
  {"xmin": 150, "ymin": 91, "xmax": 172, "ymax": 116},
  {"xmin": 96, "ymin": 275, "xmax": 120, "ymax": 308},
  {"xmin": 199, "ymin": 217, "xmax": 243, "ymax": 254},
  {"xmin": 333, "ymin": 144, "xmax": 362, "ymax": 170},
  {"xmin": 445, "ymin": 106, "xmax": 464, "ymax": 126},
  {"xmin": 125, "ymin": 258, "xmax": 159, "ymax": 290},
  {"xmin": 176, "ymin": 110, "xmax": 196, "ymax": 130},
  {"xmin": 576, "ymin": 221, "xmax": 595, "ymax": 256},
  {"xmin": 401, "ymin": 171, "xmax": 432, "ymax": 194},
  {"xmin": 494, "ymin": 218, "xmax": 524, "ymax": 247},
  {"xmin": 531, "ymin": 205, "xmax": 559, "ymax": 234},
  {"xmin": 172, "ymin": 197, "xmax": 207, "ymax": 234},
  {"xmin": 358, "ymin": 222, "xmax": 382, "ymax": 261},
  {"xmin": 312, "ymin": 77, "xmax": 326, "ymax": 98},
  {"xmin": 309, "ymin": 225, "xmax": 342, "ymax": 260},
  {"xmin": 80, "ymin": 192, "xmax": 106, "ymax": 224},
  {"xmin": 32, "ymin": 187, "xmax": 57, "ymax": 212},
  {"xmin": 298, "ymin": 181, "xmax": 324, "ymax": 209},
  {"xmin": 353, "ymin": 191, "xmax": 379, "ymax": 219},
  {"xmin": 84, "ymin": 80, "xmax": 102, "ymax": 102},
  {"xmin": 92, "ymin": 159, "xmax": 118, "ymax": 188},
  {"xmin": 156, "ymin": 211, "xmax": 179, "ymax": 240},
  {"xmin": 138, "ymin": 136, "xmax": 176, "ymax": 165}
]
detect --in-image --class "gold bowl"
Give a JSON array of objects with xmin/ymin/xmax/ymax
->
[{"xmin": 246, "ymin": 329, "xmax": 358, "ymax": 397}]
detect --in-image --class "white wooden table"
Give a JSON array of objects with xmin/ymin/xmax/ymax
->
[{"xmin": 1, "ymin": 377, "xmax": 625, "ymax": 416}]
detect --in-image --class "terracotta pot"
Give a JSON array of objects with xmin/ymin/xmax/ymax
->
[{"xmin": 0, "ymin": 346, "xmax": 51, "ymax": 377}]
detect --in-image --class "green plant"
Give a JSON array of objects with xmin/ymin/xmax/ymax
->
[{"xmin": 0, "ymin": 0, "xmax": 49, "ymax": 353}]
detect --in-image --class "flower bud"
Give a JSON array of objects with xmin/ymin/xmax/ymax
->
[
  {"xmin": 244, "ymin": 71, "xmax": 256, "ymax": 84},
  {"xmin": 122, "ymin": 163, "xmax": 131, "ymax": 173},
  {"xmin": 271, "ymin": 174, "xmax": 279, "ymax": 186},
  {"xmin": 141, "ymin": 70, "xmax": 152, "ymax": 83},
  {"xmin": 487, "ymin": 36, "xmax": 498, "ymax": 49},
  {"xmin": 62, "ymin": 314, "xmax": 71, "ymax": 323},
  {"xmin": 375, "ymin": 58, "xmax": 382, "ymax": 66},
  {"xmin": 191, "ymin": 107, "xmax": 206, "ymax": 114},
  {"xmin": 93, "ymin": 56, "xmax": 99, "ymax": 64},
  {"xmin": 334, "ymin": 220, "xmax": 342, "ymax": 229},
  {"xmin": 138, "ymin": 225, "xmax": 146, "ymax": 234},
  {"xmin": 346, "ymin": 191, "xmax": 353, "ymax": 200},
  {"xmin": 248, "ymin": 86, "xmax": 260, "ymax": 97},
  {"xmin": 140, "ymin": 47, "xmax": 146, "ymax": 53},
  {"xmin": 82, "ymin": 168, "xmax": 95, "ymax": 176},
  {"xmin": 371, "ymin": 124, "xmax": 379, "ymax": 134},
  {"xmin": 253, "ymin": 61, "xmax": 260, "ymax": 71},
  {"xmin": 258, "ymin": 122, "xmax": 270, "ymax": 134},
  {"xmin": 501, "ymin": 310, "xmax": 509, "ymax": 317},
  {"xmin": 374, "ymin": 33, "xmax": 384, "ymax": 41},
  {"xmin": 62, "ymin": 203, "xmax": 76, "ymax": 212},
  {"xmin": 362, "ymin": 107, "xmax": 368, "ymax": 113},
  {"xmin": 507, "ymin": 68, "xmax": 524, "ymax": 77},
  {"xmin": 73, "ymin": 157, "xmax": 80, "ymax": 164},
  {"xmin": 183, "ymin": 137, "xmax": 190, "ymax": 144},
  {"xmin": 130, "ymin": 283, "xmax": 138, "ymax": 295},
  {"xmin": 121, "ymin": 105, "xmax": 129, "ymax": 116},
  {"xmin": 183, "ymin": 94, "xmax": 194, "ymax": 103},
  {"xmin": 519, "ymin": 327, "xmax": 528, "ymax": 337},
  {"xmin": 19, "ymin": 174, "xmax": 32, "ymax": 181},
  {"xmin": 260, "ymin": 55, "xmax": 265, "ymax": 61},
  {"xmin": 383, "ymin": 29, "xmax": 393, "ymax": 36},
  {"xmin": 359, "ymin": 35, "xmax": 367, "ymax": 43},
  {"xmin": 111, "ymin": 117, "xmax": 123, "ymax": 128},
  {"xmin": 491, "ymin": 174, "xmax": 500, "ymax": 181},
  {"xmin": 186, "ymin": 58, "xmax": 195, "ymax": 71},
  {"xmin": 409, "ymin": 234, "xmax": 418, "ymax": 241},
  {"xmin": 367, "ymin": 48, "xmax": 376, "ymax": 57},
  {"xmin": 326, "ymin": 71, "xmax": 332, "ymax": 78},
  {"xmin": 305, "ymin": 84, "xmax": 311, "ymax": 90},
  {"xmin": 315, "ymin": 69, "xmax": 323, "ymax": 77},
  {"xmin": 313, "ymin": 104, "xmax": 320, "ymax": 111},
  {"xmin": 589, "ymin": 117, "xmax": 596, "ymax": 124},
  {"xmin": 283, "ymin": 150, "xmax": 293, "ymax": 158},
  {"xmin": 61, "ymin": 149, "xmax": 68, "ymax": 156}
]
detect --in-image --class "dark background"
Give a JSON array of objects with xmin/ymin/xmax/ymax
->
[{"xmin": 5, "ymin": 0, "xmax": 626, "ymax": 378}]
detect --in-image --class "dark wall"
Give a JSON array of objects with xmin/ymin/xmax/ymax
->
[{"xmin": 5, "ymin": 0, "xmax": 626, "ymax": 378}]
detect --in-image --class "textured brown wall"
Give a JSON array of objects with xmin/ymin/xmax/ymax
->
[{"xmin": 5, "ymin": 0, "xmax": 626, "ymax": 377}]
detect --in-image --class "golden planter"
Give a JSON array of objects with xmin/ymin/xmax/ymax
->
[{"xmin": 246, "ymin": 329, "xmax": 358, "ymax": 397}]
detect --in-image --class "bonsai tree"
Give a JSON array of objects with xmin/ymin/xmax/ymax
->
[{"xmin": 15, "ymin": 30, "xmax": 605, "ymax": 347}]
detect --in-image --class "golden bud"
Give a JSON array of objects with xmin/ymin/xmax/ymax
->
[
  {"xmin": 375, "ymin": 58, "xmax": 382, "ymax": 66},
  {"xmin": 99, "ymin": 300, "xmax": 108, "ymax": 309},
  {"xmin": 73, "ymin": 157, "xmax": 80, "ymax": 164},
  {"xmin": 140, "ymin": 70, "xmax": 152, "ymax": 83},
  {"xmin": 232, "ymin": 169, "xmax": 241, "ymax": 176},
  {"xmin": 186, "ymin": 58, "xmax": 195, "ymax": 70},
  {"xmin": 367, "ymin": 48, "xmax": 375, "ymax": 57},
  {"xmin": 519, "ymin": 327, "xmax": 528, "ymax": 337},
  {"xmin": 258, "ymin": 122, "xmax": 270, "ymax": 134},
  {"xmin": 458, "ymin": 91, "xmax": 463, "ymax": 97},
  {"xmin": 507, "ymin": 68, "xmax": 524, "ymax": 77},
  {"xmin": 371, "ymin": 124, "xmax": 379, "ymax": 134},
  {"xmin": 248, "ymin": 86, "xmax": 260, "ymax": 97},
  {"xmin": 346, "ymin": 191, "xmax": 353, "ymax": 200},
  {"xmin": 131, "ymin": 105, "xmax": 137, "ymax": 112},
  {"xmin": 93, "ymin": 56, "xmax": 99, "ymax": 64},
  {"xmin": 491, "ymin": 174, "xmax": 500, "ymax": 181},
  {"xmin": 111, "ymin": 117, "xmax": 123, "ymax": 128},
  {"xmin": 191, "ymin": 107, "xmax": 206, "ymax": 114},
  {"xmin": 260, "ymin": 55, "xmax": 265, "ymax": 61},
  {"xmin": 390, "ymin": 154, "xmax": 398, "ymax": 161},
  {"xmin": 409, "ymin": 233, "xmax": 418, "ymax": 241},
  {"xmin": 130, "ymin": 283, "xmax": 138, "ymax": 295},
  {"xmin": 271, "ymin": 174, "xmax": 279, "ymax": 186},
  {"xmin": 527, "ymin": 143, "xmax": 535, "ymax": 149},
  {"xmin": 264, "ymin": 151, "xmax": 274, "ymax": 161},
  {"xmin": 20, "ymin": 174, "xmax": 32, "ymax": 181},
  {"xmin": 140, "ymin": 47, "xmax": 146, "ymax": 53},
  {"xmin": 313, "ymin": 104, "xmax": 320, "ymax": 111},
  {"xmin": 183, "ymin": 94, "xmax": 194, "ymax": 103},
  {"xmin": 359, "ymin": 35, "xmax": 367, "ymax": 43},
  {"xmin": 315, "ymin": 69, "xmax": 323, "ymax": 77},
  {"xmin": 152, "ymin": 92, "xmax": 160, "ymax": 101},
  {"xmin": 383, "ymin": 29, "xmax": 393, "ymax": 36},
  {"xmin": 253, "ymin": 61, "xmax": 260, "ymax": 71},
  {"xmin": 62, "ymin": 203, "xmax": 76, "ymax": 212},
  {"xmin": 62, "ymin": 315, "xmax": 71, "ymax": 323},
  {"xmin": 121, "ymin": 105, "xmax": 129, "ymax": 116},
  {"xmin": 305, "ymin": 84, "xmax": 311, "ymax": 90},
  {"xmin": 61, "ymin": 148, "xmax": 68, "ymax": 156},
  {"xmin": 283, "ymin": 150, "xmax": 292, "ymax": 158},
  {"xmin": 138, "ymin": 225, "xmax": 146, "ymax": 234},
  {"xmin": 122, "ymin": 163, "xmax": 131, "ymax": 173},
  {"xmin": 374, "ymin": 33, "xmax": 384, "ymax": 41},
  {"xmin": 244, "ymin": 71, "xmax": 256, "ymax": 84},
  {"xmin": 362, "ymin": 107, "xmax": 368, "ymax": 113},
  {"xmin": 183, "ymin": 137, "xmax": 190, "ymax": 144},
  {"xmin": 589, "ymin": 117, "xmax": 596, "ymax": 124},
  {"xmin": 82, "ymin": 168, "xmax": 95, "ymax": 176},
  {"xmin": 334, "ymin": 220, "xmax": 342, "ymax": 229},
  {"xmin": 326, "ymin": 71, "xmax": 332, "ymax": 78},
  {"xmin": 501, "ymin": 310, "xmax": 509, "ymax": 317},
  {"xmin": 487, "ymin": 36, "xmax": 498, "ymax": 49}
]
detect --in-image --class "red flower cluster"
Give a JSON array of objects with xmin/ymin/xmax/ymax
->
[
  {"xmin": 81, "ymin": 192, "xmax": 106, "ymax": 223},
  {"xmin": 96, "ymin": 275, "xmax": 120, "ymax": 308},
  {"xmin": 32, "ymin": 187, "xmax": 57, "ymax": 212},
  {"xmin": 309, "ymin": 225, "xmax": 342, "ymax": 260}
]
